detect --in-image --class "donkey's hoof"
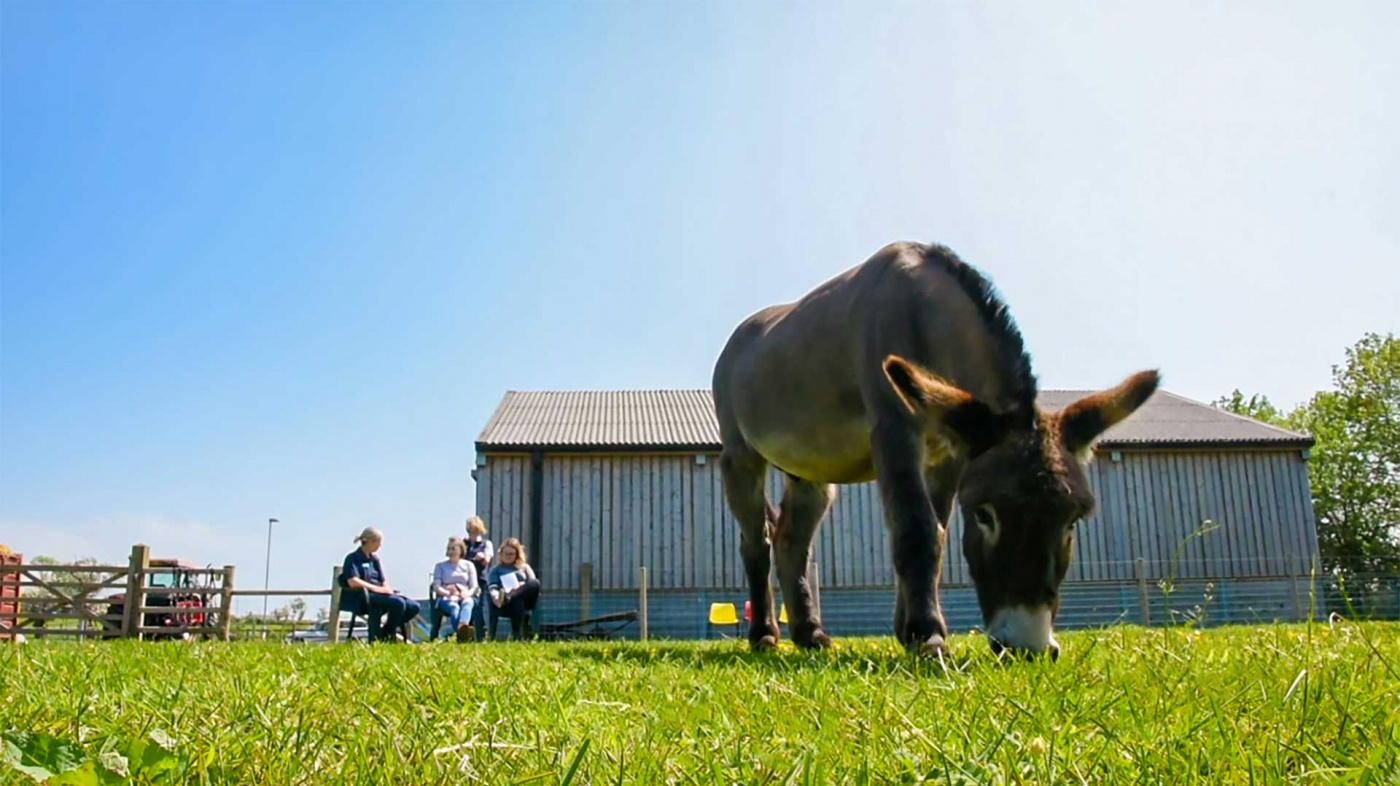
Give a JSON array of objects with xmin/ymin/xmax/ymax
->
[
  {"xmin": 914, "ymin": 634, "xmax": 948, "ymax": 657},
  {"xmin": 750, "ymin": 634, "xmax": 779, "ymax": 652},
  {"xmin": 797, "ymin": 630, "xmax": 832, "ymax": 651}
]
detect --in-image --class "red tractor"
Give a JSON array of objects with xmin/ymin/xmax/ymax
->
[{"xmin": 104, "ymin": 558, "xmax": 214, "ymax": 639}]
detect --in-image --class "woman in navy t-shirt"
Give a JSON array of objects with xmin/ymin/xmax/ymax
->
[{"xmin": 341, "ymin": 527, "xmax": 420, "ymax": 642}]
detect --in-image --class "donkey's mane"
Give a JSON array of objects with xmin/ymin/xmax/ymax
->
[{"xmin": 921, "ymin": 244, "xmax": 1039, "ymax": 417}]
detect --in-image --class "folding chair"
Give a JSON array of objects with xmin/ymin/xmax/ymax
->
[
  {"xmin": 336, "ymin": 573, "xmax": 407, "ymax": 643},
  {"xmin": 488, "ymin": 592, "xmax": 540, "ymax": 641},
  {"xmin": 743, "ymin": 600, "xmax": 789, "ymax": 626},
  {"xmin": 337, "ymin": 588, "xmax": 373, "ymax": 643},
  {"xmin": 428, "ymin": 584, "xmax": 445, "ymax": 640},
  {"xmin": 708, "ymin": 602, "xmax": 740, "ymax": 638}
]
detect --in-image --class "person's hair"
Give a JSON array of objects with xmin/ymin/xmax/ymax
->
[
  {"xmin": 354, "ymin": 527, "xmax": 383, "ymax": 546},
  {"xmin": 498, "ymin": 537, "xmax": 527, "ymax": 566},
  {"xmin": 466, "ymin": 516, "xmax": 487, "ymax": 537},
  {"xmin": 445, "ymin": 536, "xmax": 467, "ymax": 560}
]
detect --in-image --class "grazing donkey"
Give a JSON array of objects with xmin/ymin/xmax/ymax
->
[{"xmin": 712, "ymin": 241, "xmax": 1158, "ymax": 658}]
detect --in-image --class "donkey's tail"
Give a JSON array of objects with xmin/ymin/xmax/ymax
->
[{"xmin": 765, "ymin": 499, "xmax": 782, "ymax": 540}]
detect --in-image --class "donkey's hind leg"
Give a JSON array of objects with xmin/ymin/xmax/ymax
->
[
  {"xmin": 720, "ymin": 445, "xmax": 780, "ymax": 650},
  {"xmin": 774, "ymin": 474, "xmax": 835, "ymax": 650}
]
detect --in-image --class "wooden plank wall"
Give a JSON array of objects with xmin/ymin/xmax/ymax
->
[
  {"xmin": 473, "ymin": 449, "xmax": 1318, "ymax": 590},
  {"xmin": 472, "ymin": 455, "xmax": 531, "ymax": 562}
]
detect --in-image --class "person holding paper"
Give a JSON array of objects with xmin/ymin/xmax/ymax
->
[{"xmin": 486, "ymin": 537, "xmax": 540, "ymax": 640}]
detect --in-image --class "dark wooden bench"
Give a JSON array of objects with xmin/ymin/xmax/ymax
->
[{"xmin": 537, "ymin": 610, "xmax": 638, "ymax": 641}]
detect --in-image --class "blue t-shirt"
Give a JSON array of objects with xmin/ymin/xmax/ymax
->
[{"xmin": 342, "ymin": 550, "xmax": 385, "ymax": 589}]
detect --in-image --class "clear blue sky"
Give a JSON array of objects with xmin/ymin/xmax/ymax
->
[{"xmin": 3, "ymin": 1, "xmax": 1397, "ymax": 609}]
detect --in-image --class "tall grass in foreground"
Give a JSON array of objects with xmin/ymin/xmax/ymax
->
[{"xmin": 2, "ymin": 622, "xmax": 1398, "ymax": 784}]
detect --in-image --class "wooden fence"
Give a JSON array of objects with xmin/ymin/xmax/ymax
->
[{"xmin": 0, "ymin": 544, "xmax": 339, "ymax": 642}]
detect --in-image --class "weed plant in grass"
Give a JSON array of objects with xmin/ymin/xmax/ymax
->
[{"xmin": 2, "ymin": 622, "xmax": 1398, "ymax": 784}]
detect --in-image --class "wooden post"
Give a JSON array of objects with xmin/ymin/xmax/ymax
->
[
  {"xmin": 1136, "ymin": 557, "xmax": 1150, "ymax": 626},
  {"xmin": 638, "ymin": 566, "xmax": 648, "ymax": 641},
  {"xmin": 328, "ymin": 566, "xmax": 344, "ymax": 644},
  {"xmin": 809, "ymin": 561, "xmax": 821, "ymax": 619},
  {"xmin": 219, "ymin": 566, "xmax": 236, "ymax": 641},
  {"xmin": 124, "ymin": 544, "xmax": 150, "ymax": 639},
  {"xmin": 579, "ymin": 562, "xmax": 593, "ymax": 621},
  {"xmin": 1290, "ymin": 561, "xmax": 1303, "ymax": 621}
]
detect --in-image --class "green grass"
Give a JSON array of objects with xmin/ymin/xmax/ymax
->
[{"xmin": 3, "ymin": 622, "xmax": 1399, "ymax": 784}]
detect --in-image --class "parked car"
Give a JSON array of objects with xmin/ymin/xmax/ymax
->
[{"xmin": 284, "ymin": 619, "xmax": 368, "ymax": 644}]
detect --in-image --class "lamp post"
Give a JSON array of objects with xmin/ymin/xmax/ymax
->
[{"xmin": 263, "ymin": 518, "xmax": 278, "ymax": 639}]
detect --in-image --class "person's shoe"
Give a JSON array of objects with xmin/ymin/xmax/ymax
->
[{"xmin": 456, "ymin": 622, "xmax": 474, "ymax": 643}]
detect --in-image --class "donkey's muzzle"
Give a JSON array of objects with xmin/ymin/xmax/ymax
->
[
  {"xmin": 987, "ymin": 605, "xmax": 1060, "ymax": 661},
  {"xmin": 989, "ymin": 636, "xmax": 1061, "ymax": 661}
]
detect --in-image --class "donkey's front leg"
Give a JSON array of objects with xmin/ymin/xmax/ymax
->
[
  {"xmin": 721, "ymin": 448, "xmax": 781, "ymax": 650},
  {"xmin": 871, "ymin": 421, "xmax": 948, "ymax": 655}
]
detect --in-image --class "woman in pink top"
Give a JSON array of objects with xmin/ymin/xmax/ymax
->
[{"xmin": 432, "ymin": 536, "xmax": 479, "ymax": 642}]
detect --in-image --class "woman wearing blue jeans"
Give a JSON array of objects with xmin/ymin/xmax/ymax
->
[{"xmin": 432, "ymin": 536, "xmax": 478, "ymax": 642}]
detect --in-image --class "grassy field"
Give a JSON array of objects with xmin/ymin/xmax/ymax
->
[{"xmin": 3, "ymin": 622, "xmax": 1398, "ymax": 785}]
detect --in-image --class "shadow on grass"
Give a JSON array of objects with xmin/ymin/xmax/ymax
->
[{"xmin": 547, "ymin": 638, "xmax": 983, "ymax": 676}]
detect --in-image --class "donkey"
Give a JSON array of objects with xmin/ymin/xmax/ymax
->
[{"xmin": 712, "ymin": 241, "xmax": 1158, "ymax": 657}]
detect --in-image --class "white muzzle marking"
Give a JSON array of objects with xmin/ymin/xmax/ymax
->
[{"xmin": 987, "ymin": 605, "xmax": 1058, "ymax": 653}]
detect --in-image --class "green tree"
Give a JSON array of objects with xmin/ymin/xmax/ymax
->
[
  {"xmin": 1211, "ymin": 389, "xmax": 1285, "ymax": 425},
  {"xmin": 1287, "ymin": 333, "xmax": 1400, "ymax": 576}
]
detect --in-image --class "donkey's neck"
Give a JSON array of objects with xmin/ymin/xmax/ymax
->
[{"xmin": 915, "ymin": 257, "xmax": 1038, "ymax": 418}]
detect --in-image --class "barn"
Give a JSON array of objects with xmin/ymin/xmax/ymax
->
[{"xmin": 473, "ymin": 389, "xmax": 1318, "ymax": 639}]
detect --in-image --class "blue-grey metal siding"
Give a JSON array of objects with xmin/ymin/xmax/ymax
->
[{"xmin": 473, "ymin": 449, "xmax": 1319, "ymax": 594}]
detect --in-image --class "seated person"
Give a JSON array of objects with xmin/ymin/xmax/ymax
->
[
  {"xmin": 486, "ymin": 537, "xmax": 540, "ymax": 640},
  {"xmin": 464, "ymin": 516, "xmax": 494, "ymax": 641},
  {"xmin": 432, "ymin": 536, "xmax": 479, "ymax": 642},
  {"xmin": 341, "ymin": 527, "xmax": 420, "ymax": 643}
]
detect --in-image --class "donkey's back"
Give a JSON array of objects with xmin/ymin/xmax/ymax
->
[{"xmin": 713, "ymin": 241, "xmax": 1011, "ymax": 484}]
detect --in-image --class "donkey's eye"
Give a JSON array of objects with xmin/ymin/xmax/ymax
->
[
  {"xmin": 974, "ymin": 505, "xmax": 998, "ymax": 535},
  {"xmin": 1064, "ymin": 520, "xmax": 1079, "ymax": 546}
]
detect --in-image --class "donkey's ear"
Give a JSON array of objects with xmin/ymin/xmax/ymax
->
[
  {"xmin": 1058, "ymin": 370, "xmax": 1161, "ymax": 456},
  {"xmin": 883, "ymin": 355, "xmax": 1012, "ymax": 457},
  {"xmin": 883, "ymin": 355, "xmax": 977, "ymax": 415}
]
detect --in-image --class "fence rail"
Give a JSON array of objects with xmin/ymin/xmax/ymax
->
[
  {"xmin": 0, "ymin": 545, "xmax": 236, "ymax": 640},
  {"xmin": 529, "ymin": 557, "xmax": 1400, "ymax": 642},
  {"xmin": 4, "ymin": 545, "xmax": 1396, "ymax": 644}
]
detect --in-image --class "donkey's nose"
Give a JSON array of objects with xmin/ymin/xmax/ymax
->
[
  {"xmin": 986, "ymin": 605, "xmax": 1059, "ymax": 661},
  {"xmin": 988, "ymin": 636, "xmax": 1060, "ymax": 661}
]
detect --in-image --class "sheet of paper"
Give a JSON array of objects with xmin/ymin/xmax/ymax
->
[{"xmin": 501, "ymin": 572, "xmax": 520, "ymax": 593}]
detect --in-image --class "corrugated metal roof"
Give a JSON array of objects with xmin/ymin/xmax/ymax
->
[
  {"xmin": 476, "ymin": 389, "xmax": 1311, "ymax": 451},
  {"xmin": 1035, "ymin": 390, "xmax": 1312, "ymax": 447}
]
